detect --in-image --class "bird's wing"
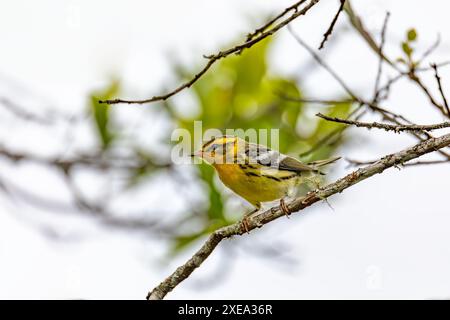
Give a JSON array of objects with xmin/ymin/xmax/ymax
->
[
  {"xmin": 307, "ymin": 156, "xmax": 341, "ymax": 167},
  {"xmin": 244, "ymin": 142, "xmax": 280, "ymax": 166},
  {"xmin": 278, "ymin": 156, "xmax": 317, "ymax": 173},
  {"xmin": 244, "ymin": 142, "xmax": 315, "ymax": 172}
]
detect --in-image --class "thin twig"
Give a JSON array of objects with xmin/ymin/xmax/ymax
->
[
  {"xmin": 346, "ymin": 158, "xmax": 449, "ymax": 167},
  {"xmin": 0, "ymin": 97, "xmax": 54, "ymax": 124},
  {"xmin": 343, "ymin": 0, "xmax": 399, "ymax": 71},
  {"xmin": 365, "ymin": 102, "xmax": 450, "ymax": 160},
  {"xmin": 299, "ymin": 105, "xmax": 365, "ymax": 158},
  {"xmin": 288, "ymin": 24, "xmax": 450, "ymax": 160},
  {"xmin": 246, "ymin": 0, "xmax": 307, "ymax": 41},
  {"xmin": 99, "ymin": 0, "xmax": 321, "ymax": 105},
  {"xmin": 346, "ymin": 0, "xmax": 446, "ymax": 119},
  {"xmin": 342, "ymin": 5, "xmax": 450, "ymax": 157},
  {"xmin": 408, "ymin": 70, "xmax": 448, "ymax": 117},
  {"xmin": 316, "ymin": 113, "xmax": 450, "ymax": 132},
  {"xmin": 0, "ymin": 146, "xmax": 171, "ymax": 172},
  {"xmin": 417, "ymin": 33, "xmax": 441, "ymax": 65},
  {"xmin": 147, "ymin": 133, "xmax": 450, "ymax": 300},
  {"xmin": 288, "ymin": 26, "xmax": 359, "ymax": 100},
  {"xmin": 373, "ymin": 12, "xmax": 390, "ymax": 103},
  {"xmin": 431, "ymin": 63, "xmax": 450, "ymax": 117},
  {"xmin": 300, "ymin": 127, "xmax": 345, "ymax": 157},
  {"xmin": 375, "ymin": 61, "xmax": 450, "ymax": 102},
  {"xmin": 318, "ymin": 0, "xmax": 346, "ymax": 50},
  {"xmin": 0, "ymin": 171, "xmax": 178, "ymax": 236}
]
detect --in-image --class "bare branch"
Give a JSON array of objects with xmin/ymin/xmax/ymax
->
[
  {"xmin": 99, "ymin": 0, "xmax": 321, "ymax": 105},
  {"xmin": 288, "ymin": 27, "xmax": 359, "ymax": 100},
  {"xmin": 0, "ymin": 169, "xmax": 179, "ymax": 237},
  {"xmin": 287, "ymin": 26, "xmax": 450, "ymax": 160},
  {"xmin": 316, "ymin": 113, "xmax": 450, "ymax": 132},
  {"xmin": 318, "ymin": 0, "xmax": 346, "ymax": 50},
  {"xmin": 147, "ymin": 133, "xmax": 450, "ymax": 300},
  {"xmin": 431, "ymin": 63, "xmax": 450, "ymax": 117},
  {"xmin": 0, "ymin": 96, "xmax": 86, "ymax": 125},
  {"xmin": 374, "ymin": 61, "xmax": 450, "ymax": 103},
  {"xmin": 0, "ymin": 146, "xmax": 171, "ymax": 172},
  {"xmin": 299, "ymin": 105, "xmax": 365, "ymax": 158},
  {"xmin": 246, "ymin": 0, "xmax": 307, "ymax": 41},
  {"xmin": 346, "ymin": 158, "xmax": 449, "ymax": 168},
  {"xmin": 373, "ymin": 12, "xmax": 390, "ymax": 103},
  {"xmin": 408, "ymin": 70, "xmax": 448, "ymax": 117},
  {"xmin": 417, "ymin": 33, "xmax": 441, "ymax": 65},
  {"xmin": 365, "ymin": 102, "xmax": 450, "ymax": 161},
  {"xmin": 344, "ymin": 1, "xmax": 398, "ymax": 71},
  {"xmin": 344, "ymin": 2, "xmax": 448, "ymax": 118}
]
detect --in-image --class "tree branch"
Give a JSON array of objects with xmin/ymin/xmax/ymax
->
[
  {"xmin": 318, "ymin": 0, "xmax": 346, "ymax": 50},
  {"xmin": 147, "ymin": 132, "xmax": 450, "ymax": 300},
  {"xmin": 0, "ymin": 146, "xmax": 171, "ymax": 172},
  {"xmin": 408, "ymin": 70, "xmax": 448, "ymax": 117},
  {"xmin": 316, "ymin": 113, "xmax": 450, "ymax": 132},
  {"xmin": 346, "ymin": 158, "xmax": 449, "ymax": 167},
  {"xmin": 288, "ymin": 26, "xmax": 359, "ymax": 100},
  {"xmin": 245, "ymin": 0, "xmax": 307, "ymax": 41},
  {"xmin": 299, "ymin": 105, "xmax": 366, "ymax": 158},
  {"xmin": 99, "ymin": 0, "xmax": 320, "ymax": 105},
  {"xmin": 343, "ymin": 0, "xmax": 397, "ymax": 70},
  {"xmin": 431, "ymin": 63, "xmax": 450, "ymax": 117},
  {"xmin": 344, "ymin": 2, "xmax": 448, "ymax": 118},
  {"xmin": 287, "ymin": 28, "xmax": 450, "ymax": 160},
  {"xmin": 372, "ymin": 11, "xmax": 390, "ymax": 103}
]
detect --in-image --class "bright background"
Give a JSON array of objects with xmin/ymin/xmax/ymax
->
[{"xmin": 0, "ymin": 0, "xmax": 449, "ymax": 299}]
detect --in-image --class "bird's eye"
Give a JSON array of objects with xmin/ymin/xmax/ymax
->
[
  {"xmin": 209, "ymin": 143, "xmax": 219, "ymax": 152},
  {"xmin": 209, "ymin": 143, "xmax": 226, "ymax": 157}
]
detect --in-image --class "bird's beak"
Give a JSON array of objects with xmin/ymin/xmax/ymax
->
[{"xmin": 191, "ymin": 150, "xmax": 202, "ymax": 158}]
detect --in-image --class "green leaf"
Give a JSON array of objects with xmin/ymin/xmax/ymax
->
[
  {"xmin": 401, "ymin": 41, "xmax": 413, "ymax": 57},
  {"xmin": 407, "ymin": 28, "xmax": 417, "ymax": 42},
  {"xmin": 89, "ymin": 80, "xmax": 120, "ymax": 149}
]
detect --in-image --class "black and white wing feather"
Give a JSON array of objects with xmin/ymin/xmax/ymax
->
[{"xmin": 244, "ymin": 142, "xmax": 316, "ymax": 172}]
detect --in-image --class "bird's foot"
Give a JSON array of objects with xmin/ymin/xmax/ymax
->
[
  {"xmin": 241, "ymin": 216, "xmax": 250, "ymax": 234},
  {"xmin": 280, "ymin": 198, "xmax": 291, "ymax": 218},
  {"xmin": 240, "ymin": 208, "xmax": 259, "ymax": 234}
]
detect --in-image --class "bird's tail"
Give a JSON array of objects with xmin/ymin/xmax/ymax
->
[{"xmin": 308, "ymin": 156, "xmax": 341, "ymax": 168}]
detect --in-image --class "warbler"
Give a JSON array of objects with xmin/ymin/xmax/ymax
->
[{"xmin": 192, "ymin": 135, "xmax": 340, "ymax": 230}]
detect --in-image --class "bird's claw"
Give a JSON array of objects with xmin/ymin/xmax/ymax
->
[
  {"xmin": 280, "ymin": 198, "xmax": 291, "ymax": 218},
  {"xmin": 241, "ymin": 216, "xmax": 250, "ymax": 234}
]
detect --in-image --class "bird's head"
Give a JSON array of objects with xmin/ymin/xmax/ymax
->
[{"xmin": 192, "ymin": 135, "xmax": 243, "ymax": 165}]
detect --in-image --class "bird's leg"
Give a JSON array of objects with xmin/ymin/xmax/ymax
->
[
  {"xmin": 241, "ymin": 207, "xmax": 260, "ymax": 233},
  {"xmin": 279, "ymin": 198, "xmax": 291, "ymax": 218}
]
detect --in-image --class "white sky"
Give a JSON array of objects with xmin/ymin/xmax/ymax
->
[{"xmin": 0, "ymin": 0, "xmax": 449, "ymax": 299}]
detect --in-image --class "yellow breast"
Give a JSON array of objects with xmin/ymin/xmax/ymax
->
[{"xmin": 213, "ymin": 163, "xmax": 299, "ymax": 207}]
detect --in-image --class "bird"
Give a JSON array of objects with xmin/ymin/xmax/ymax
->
[{"xmin": 191, "ymin": 135, "xmax": 340, "ymax": 231}]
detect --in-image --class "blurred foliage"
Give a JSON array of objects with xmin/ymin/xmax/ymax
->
[
  {"xmin": 90, "ymin": 80, "xmax": 120, "ymax": 149},
  {"xmin": 90, "ymin": 38, "xmax": 352, "ymax": 254}
]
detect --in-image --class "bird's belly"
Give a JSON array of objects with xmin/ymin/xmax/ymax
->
[{"xmin": 215, "ymin": 164, "xmax": 297, "ymax": 206}]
